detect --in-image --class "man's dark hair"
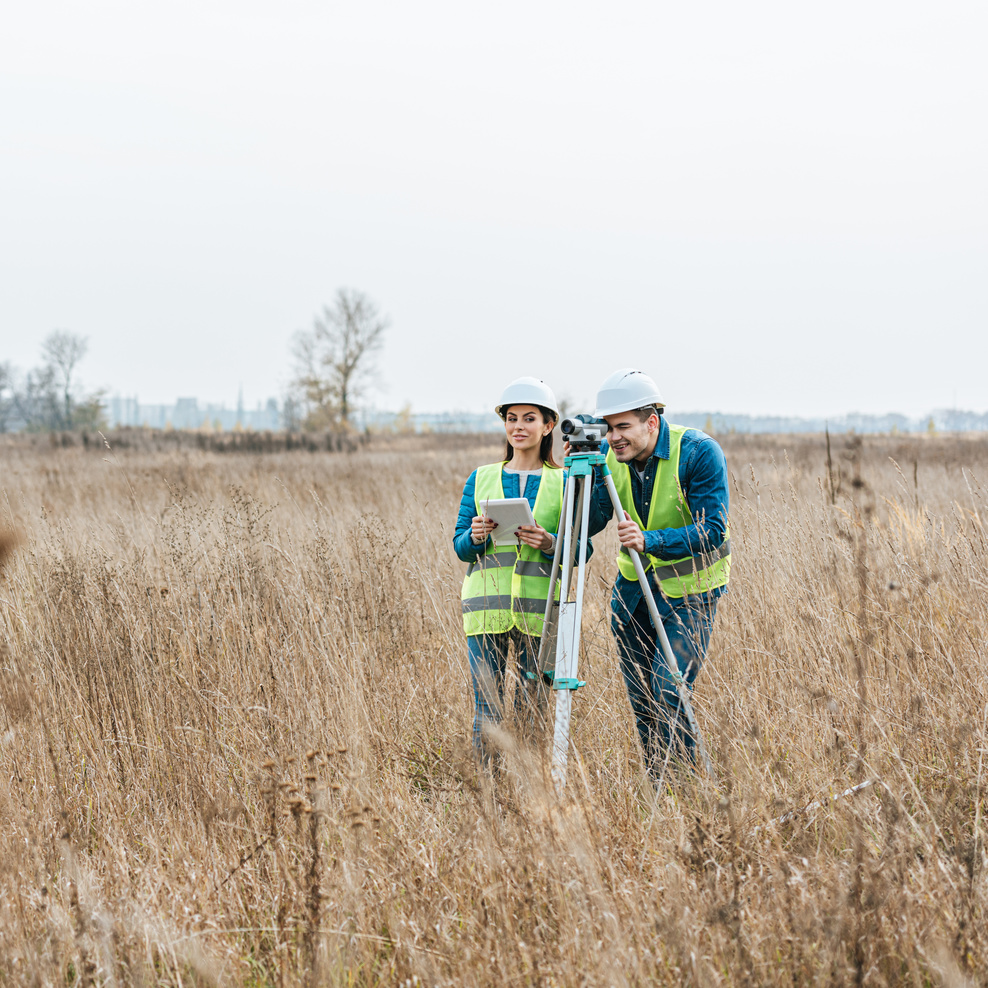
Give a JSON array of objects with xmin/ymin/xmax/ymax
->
[{"xmin": 631, "ymin": 405, "xmax": 661, "ymax": 423}]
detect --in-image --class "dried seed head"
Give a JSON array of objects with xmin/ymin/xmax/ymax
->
[
  {"xmin": 262, "ymin": 759, "xmax": 275, "ymax": 770},
  {"xmin": 306, "ymin": 749, "xmax": 317, "ymax": 761}
]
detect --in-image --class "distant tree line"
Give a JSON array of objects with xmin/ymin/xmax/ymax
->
[
  {"xmin": 0, "ymin": 331, "xmax": 104, "ymax": 433},
  {"xmin": 3, "ymin": 287, "xmax": 392, "ymax": 436}
]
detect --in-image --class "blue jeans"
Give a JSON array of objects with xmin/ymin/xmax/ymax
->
[
  {"xmin": 611, "ymin": 590, "xmax": 718, "ymax": 774},
  {"xmin": 467, "ymin": 630, "xmax": 542, "ymax": 760}
]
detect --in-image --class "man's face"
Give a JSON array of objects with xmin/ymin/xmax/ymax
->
[{"xmin": 603, "ymin": 410, "xmax": 659, "ymax": 464}]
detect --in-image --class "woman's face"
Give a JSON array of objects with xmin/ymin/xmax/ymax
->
[{"xmin": 503, "ymin": 404, "xmax": 553, "ymax": 454}]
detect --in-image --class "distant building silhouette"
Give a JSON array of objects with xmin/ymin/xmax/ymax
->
[{"xmin": 104, "ymin": 394, "xmax": 281, "ymax": 431}]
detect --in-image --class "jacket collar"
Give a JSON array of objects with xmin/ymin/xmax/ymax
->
[{"xmin": 650, "ymin": 416, "xmax": 670, "ymax": 461}]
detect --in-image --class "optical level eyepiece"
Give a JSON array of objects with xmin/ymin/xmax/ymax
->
[{"xmin": 560, "ymin": 414, "xmax": 608, "ymax": 451}]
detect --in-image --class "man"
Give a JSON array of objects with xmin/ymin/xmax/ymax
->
[{"xmin": 585, "ymin": 368, "xmax": 731, "ymax": 776}]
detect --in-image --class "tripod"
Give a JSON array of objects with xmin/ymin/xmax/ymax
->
[{"xmin": 536, "ymin": 449, "xmax": 715, "ymax": 789}]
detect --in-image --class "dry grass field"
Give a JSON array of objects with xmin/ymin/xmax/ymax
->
[{"xmin": 1, "ymin": 430, "xmax": 987, "ymax": 986}]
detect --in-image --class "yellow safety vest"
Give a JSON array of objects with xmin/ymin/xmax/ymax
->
[
  {"xmin": 607, "ymin": 423, "xmax": 730, "ymax": 598},
  {"xmin": 460, "ymin": 463, "xmax": 563, "ymax": 636}
]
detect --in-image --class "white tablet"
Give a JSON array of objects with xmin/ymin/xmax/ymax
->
[{"xmin": 480, "ymin": 497, "xmax": 536, "ymax": 546}]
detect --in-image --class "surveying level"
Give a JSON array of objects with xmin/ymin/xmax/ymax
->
[{"xmin": 537, "ymin": 416, "xmax": 714, "ymax": 790}]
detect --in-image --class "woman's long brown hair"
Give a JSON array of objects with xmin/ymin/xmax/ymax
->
[{"xmin": 501, "ymin": 405, "xmax": 559, "ymax": 468}]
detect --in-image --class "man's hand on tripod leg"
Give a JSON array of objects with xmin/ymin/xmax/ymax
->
[{"xmin": 617, "ymin": 511, "xmax": 645, "ymax": 554}]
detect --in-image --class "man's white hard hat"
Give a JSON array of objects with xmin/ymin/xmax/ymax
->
[
  {"xmin": 495, "ymin": 377, "xmax": 559, "ymax": 419},
  {"xmin": 594, "ymin": 368, "xmax": 665, "ymax": 418}
]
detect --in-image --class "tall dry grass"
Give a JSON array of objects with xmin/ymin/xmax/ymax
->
[{"xmin": 1, "ymin": 431, "xmax": 987, "ymax": 986}]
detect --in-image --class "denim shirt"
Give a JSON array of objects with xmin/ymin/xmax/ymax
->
[
  {"xmin": 587, "ymin": 417, "xmax": 729, "ymax": 608},
  {"xmin": 453, "ymin": 466, "xmax": 590, "ymax": 564}
]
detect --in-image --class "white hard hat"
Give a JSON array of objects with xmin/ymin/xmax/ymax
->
[
  {"xmin": 595, "ymin": 368, "xmax": 665, "ymax": 417},
  {"xmin": 494, "ymin": 377, "xmax": 559, "ymax": 419}
]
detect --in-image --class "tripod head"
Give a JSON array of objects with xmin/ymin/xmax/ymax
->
[{"xmin": 560, "ymin": 414, "xmax": 608, "ymax": 454}]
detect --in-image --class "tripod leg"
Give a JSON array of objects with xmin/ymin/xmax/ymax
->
[
  {"xmin": 537, "ymin": 471, "xmax": 580, "ymax": 679},
  {"xmin": 537, "ymin": 471, "xmax": 572, "ymax": 679},
  {"xmin": 536, "ymin": 483, "xmax": 566, "ymax": 679},
  {"xmin": 599, "ymin": 469, "xmax": 715, "ymax": 779},
  {"xmin": 550, "ymin": 475, "xmax": 592, "ymax": 791}
]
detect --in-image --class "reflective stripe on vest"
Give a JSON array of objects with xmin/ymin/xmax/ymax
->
[
  {"xmin": 467, "ymin": 554, "xmax": 555, "ymax": 579},
  {"xmin": 607, "ymin": 423, "xmax": 731, "ymax": 598},
  {"xmin": 461, "ymin": 595, "xmax": 550, "ymax": 614},
  {"xmin": 461, "ymin": 462, "xmax": 563, "ymax": 636}
]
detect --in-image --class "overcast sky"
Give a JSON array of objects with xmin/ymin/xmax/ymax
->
[{"xmin": 2, "ymin": 0, "xmax": 986, "ymax": 418}]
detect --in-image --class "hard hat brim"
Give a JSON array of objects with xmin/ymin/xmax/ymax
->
[
  {"xmin": 495, "ymin": 402, "xmax": 559, "ymax": 419},
  {"xmin": 595, "ymin": 398, "xmax": 665, "ymax": 418}
]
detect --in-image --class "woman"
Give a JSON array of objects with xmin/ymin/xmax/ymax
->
[{"xmin": 453, "ymin": 377, "xmax": 563, "ymax": 762}]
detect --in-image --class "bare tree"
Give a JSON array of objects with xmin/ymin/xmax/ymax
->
[
  {"xmin": 14, "ymin": 365, "xmax": 59, "ymax": 431},
  {"xmin": 41, "ymin": 330, "xmax": 89, "ymax": 429},
  {"xmin": 291, "ymin": 289, "xmax": 389, "ymax": 429},
  {"xmin": 3, "ymin": 331, "xmax": 103, "ymax": 432}
]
